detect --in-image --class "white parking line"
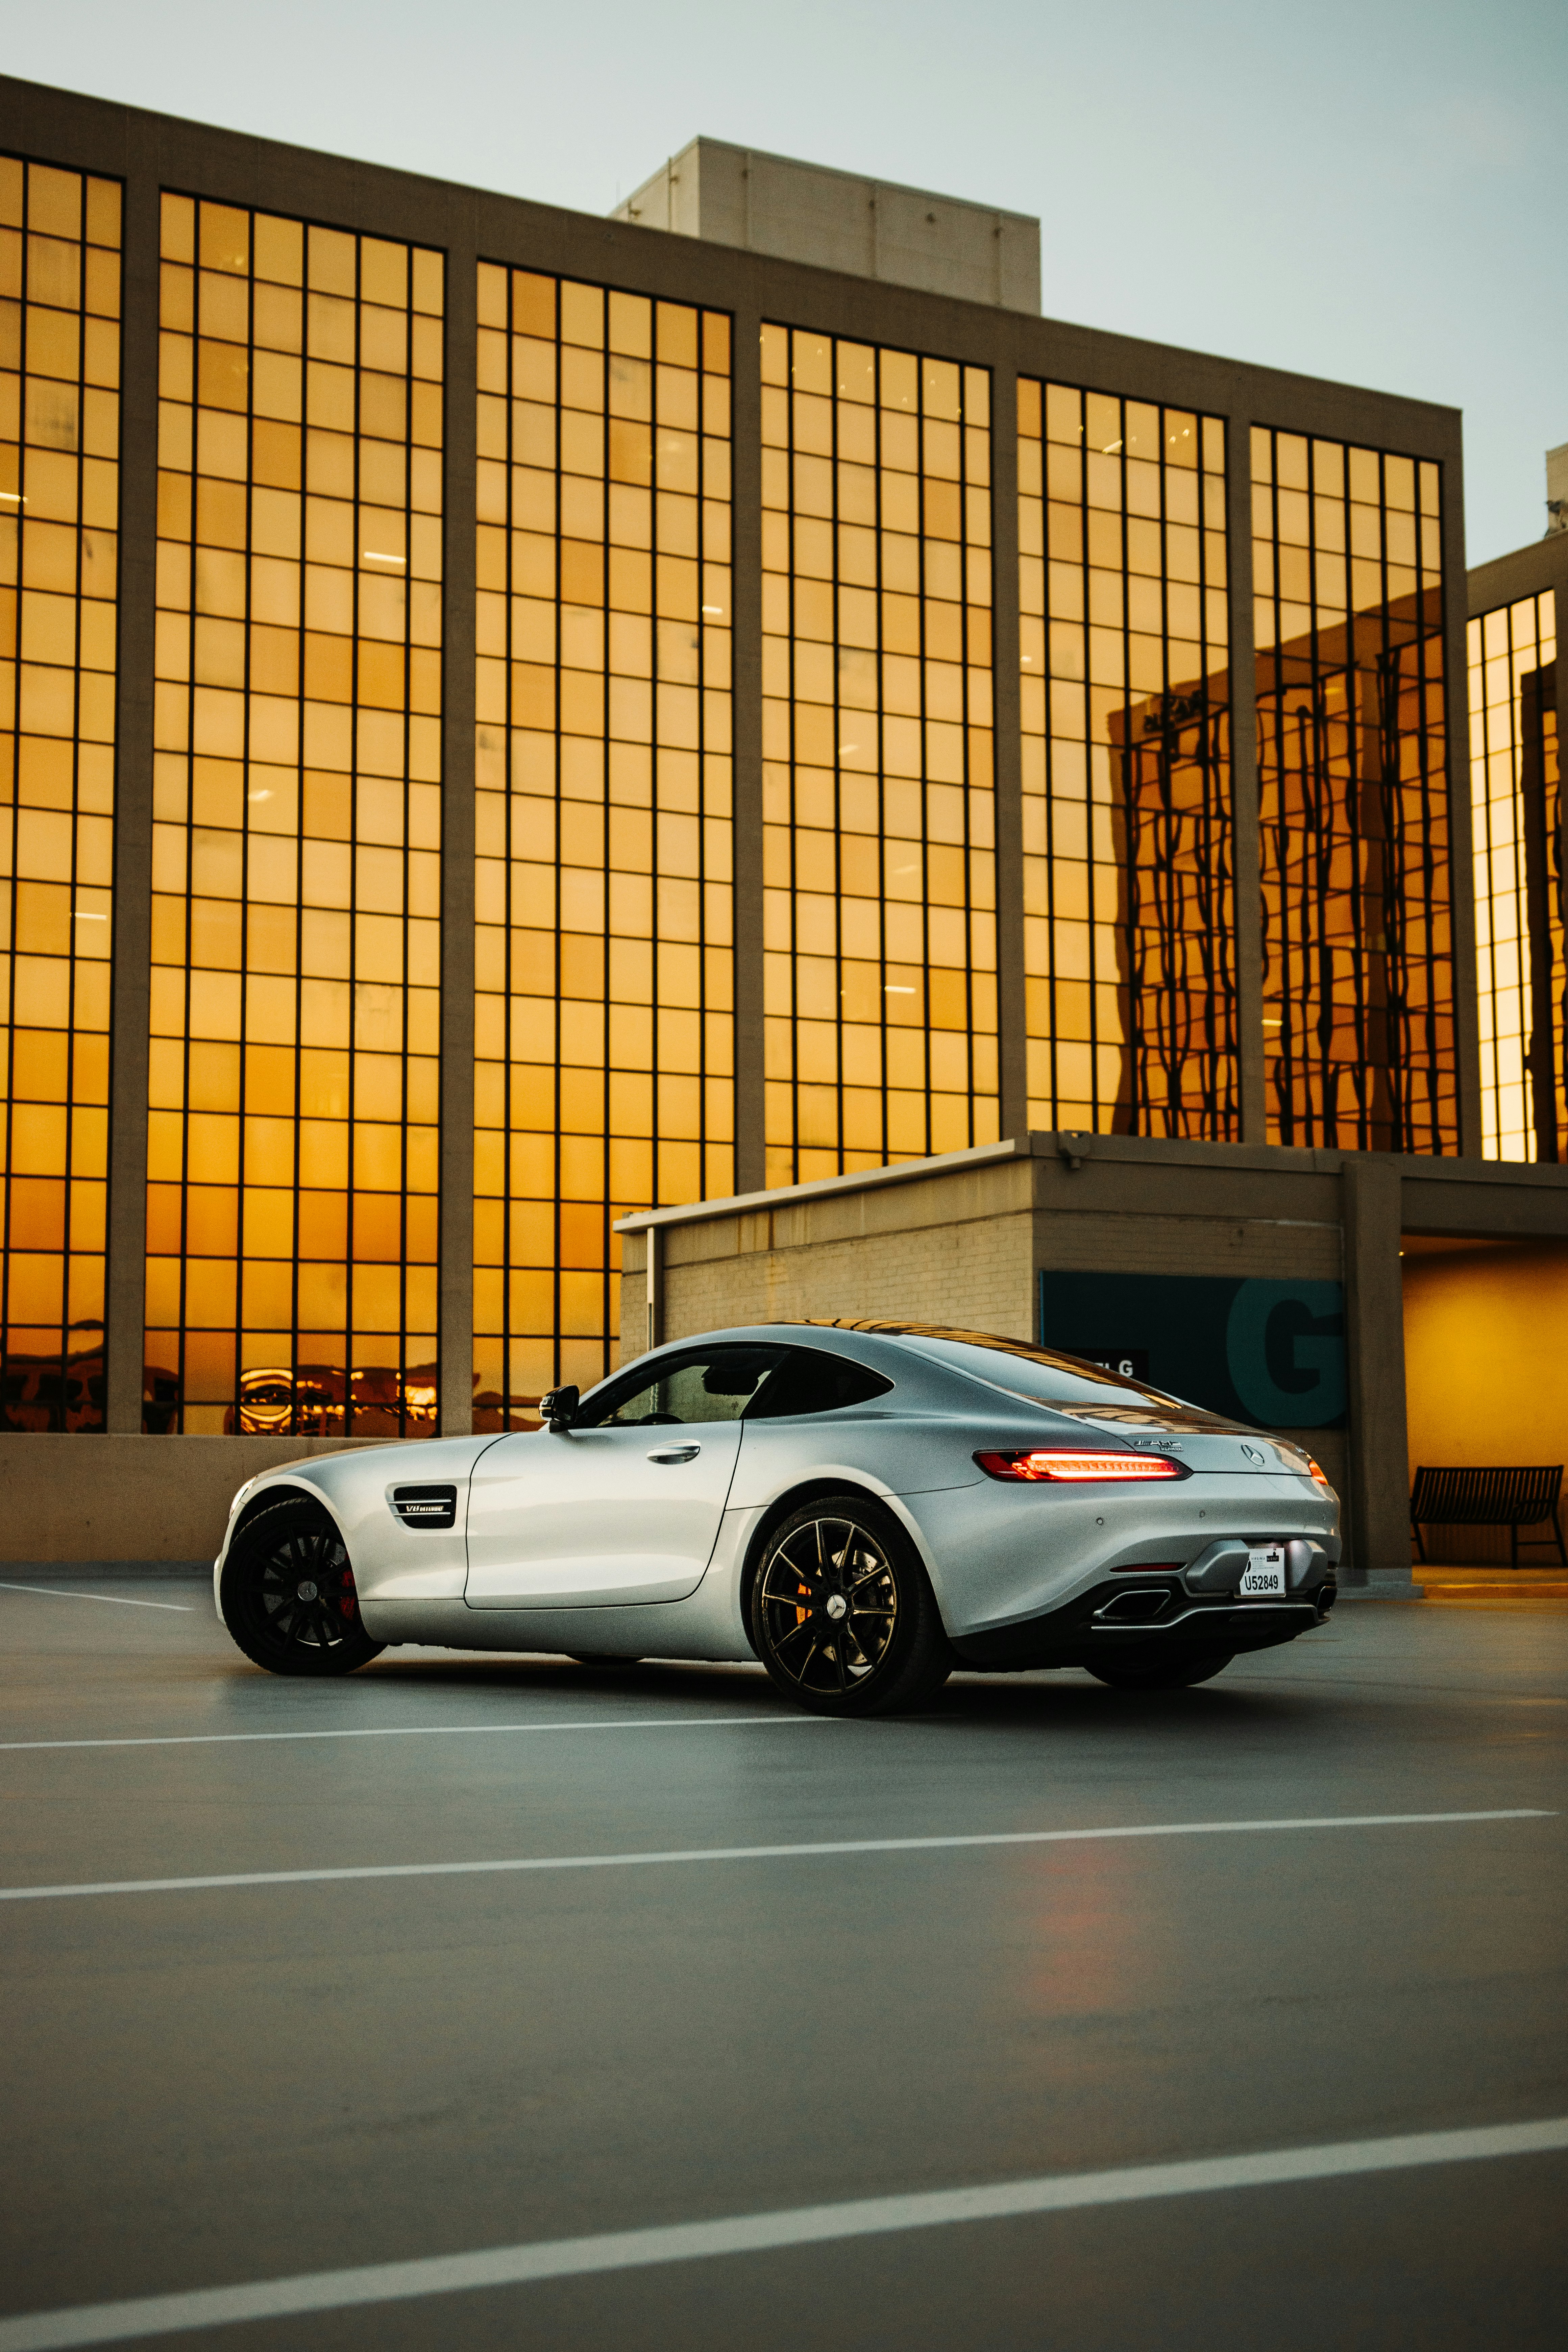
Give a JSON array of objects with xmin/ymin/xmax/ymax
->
[
  {"xmin": 0, "ymin": 1809, "xmax": 1549, "ymax": 1905},
  {"xmin": 0, "ymin": 1582, "xmax": 194, "ymax": 1612},
  {"xmin": 1, "ymin": 2114, "xmax": 1563, "ymax": 2349},
  {"xmin": 0, "ymin": 1715, "xmax": 829, "ymax": 1754}
]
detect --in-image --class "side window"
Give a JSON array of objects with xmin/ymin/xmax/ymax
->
[
  {"xmin": 745, "ymin": 1348, "xmax": 895, "ymax": 1419},
  {"xmin": 579, "ymin": 1347, "xmax": 784, "ymax": 1427}
]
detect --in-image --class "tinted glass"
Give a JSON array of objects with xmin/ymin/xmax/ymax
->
[
  {"xmin": 151, "ymin": 196, "xmax": 444, "ymax": 1437},
  {"xmin": 1252, "ymin": 427, "xmax": 1453, "ymax": 1152},
  {"xmin": 893, "ymin": 1331, "xmax": 1182, "ymax": 1410},
  {"xmin": 578, "ymin": 1345, "xmax": 783, "ymax": 1427},
  {"xmin": 472, "ymin": 269, "xmax": 735, "ymax": 1429},
  {"xmin": 745, "ymin": 1347, "xmax": 895, "ymax": 1419},
  {"xmin": 0, "ymin": 159, "xmax": 121, "ymax": 1433},
  {"xmin": 758, "ymin": 326, "xmax": 998, "ymax": 1189},
  {"xmin": 1017, "ymin": 381, "xmax": 1234, "ymax": 1141}
]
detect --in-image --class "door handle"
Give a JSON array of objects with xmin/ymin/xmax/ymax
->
[{"xmin": 647, "ymin": 1443, "xmax": 700, "ymax": 1464}]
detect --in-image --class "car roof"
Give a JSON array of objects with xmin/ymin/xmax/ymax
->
[{"xmin": 599, "ymin": 1319, "xmax": 1180, "ymax": 1407}]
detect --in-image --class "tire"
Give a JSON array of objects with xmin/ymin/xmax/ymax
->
[
  {"xmin": 749, "ymin": 1494, "xmax": 954, "ymax": 1718},
  {"xmin": 220, "ymin": 1496, "xmax": 384, "ymax": 1677},
  {"xmin": 1087, "ymin": 1649, "xmax": 1233, "ymax": 1690}
]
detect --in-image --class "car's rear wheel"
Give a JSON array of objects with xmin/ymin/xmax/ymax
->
[
  {"xmin": 749, "ymin": 1495, "xmax": 953, "ymax": 1718},
  {"xmin": 1087, "ymin": 1649, "xmax": 1233, "ymax": 1690},
  {"xmin": 220, "ymin": 1496, "xmax": 384, "ymax": 1677}
]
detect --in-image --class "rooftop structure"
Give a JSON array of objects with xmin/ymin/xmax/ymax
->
[{"xmin": 611, "ymin": 137, "xmax": 1041, "ymax": 313}]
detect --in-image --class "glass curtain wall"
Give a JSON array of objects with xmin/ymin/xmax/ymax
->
[
  {"xmin": 1018, "ymin": 382, "xmax": 1233, "ymax": 1136},
  {"xmin": 473, "ymin": 268, "xmax": 733, "ymax": 1427},
  {"xmin": 150, "ymin": 197, "xmax": 443, "ymax": 1435},
  {"xmin": 1252, "ymin": 430, "xmax": 1454, "ymax": 1152},
  {"xmin": 1468, "ymin": 589, "xmax": 1560, "ymax": 1160},
  {"xmin": 0, "ymin": 157, "xmax": 119, "ymax": 1432},
  {"xmin": 760, "ymin": 328, "xmax": 997, "ymax": 1188}
]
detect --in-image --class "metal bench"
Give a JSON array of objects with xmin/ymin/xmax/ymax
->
[{"xmin": 1410, "ymin": 1465, "xmax": 1567, "ymax": 1566}]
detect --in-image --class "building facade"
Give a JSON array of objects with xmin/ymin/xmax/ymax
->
[
  {"xmin": 1466, "ymin": 520, "xmax": 1565, "ymax": 1165},
  {"xmin": 6, "ymin": 74, "xmax": 1561, "ymax": 1578}
]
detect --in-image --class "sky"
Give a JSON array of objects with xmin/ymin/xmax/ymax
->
[{"xmin": 3, "ymin": 0, "xmax": 1562, "ymax": 564}]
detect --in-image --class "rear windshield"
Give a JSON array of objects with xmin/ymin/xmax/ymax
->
[{"xmin": 891, "ymin": 1331, "xmax": 1187, "ymax": 1412}]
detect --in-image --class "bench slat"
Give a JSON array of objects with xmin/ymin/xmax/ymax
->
[
  {"xmin": 1411, "ymin": 1465, "xmax": 1563, "ymax": 1526},
  {"xmin": 1409, "ymin": 1465, "xmax": 1566, "ymax": 1566}
]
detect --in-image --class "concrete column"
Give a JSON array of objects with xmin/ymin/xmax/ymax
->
[
  {"xmin": 989, "ymin": 338, "xmax": 1027, "ymax": 1145},
  {"xmin": 437, "ymin": 207, "xmax": 478, "ymax": 1434},
  {"xmin": 104, "ymin": 139, "xmax": 160, "ymax": 1433},
  {"xmin": 730, "ymin": 290, "xmax": 766, "ymax": 1194},
  {"xmin": 1224, "ymin": 412, "xmax": 1266, "ymax": 1146},
  {"xmin": 644, "ymin": 1220, "xmax": 664, "ymax": 1354},
  {"xmin": 1342, "ymin": 1153, "xmax": 1417, "ymax": 1591}
]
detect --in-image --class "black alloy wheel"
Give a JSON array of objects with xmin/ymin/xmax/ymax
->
[
  {"xmin": 1087, "ymin": 1648, "xmax": 1234, "ymax": 1690},
  {"xmin": 220, "ymin": 1496, "xmax": 384, "ymax": 1676},
  {"xmin": 750, "ymin": 1494, "xmax": 953, "ymax": 1718}
]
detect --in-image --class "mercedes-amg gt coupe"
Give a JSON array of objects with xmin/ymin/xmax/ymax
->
[{"xmin": 214, "ymin": 1319, "xmax": 1341, "ymax": 1716}]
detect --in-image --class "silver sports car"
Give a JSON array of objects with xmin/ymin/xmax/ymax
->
[{"xmin": 214, "ymin": 1319, "xmax": 1342, "ymax": 1715}]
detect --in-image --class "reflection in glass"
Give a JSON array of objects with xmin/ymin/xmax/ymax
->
[
  {"xmin": 760, "ymin": 328, "xmax": 998, "ymax": 1185},
  {"xmin": 0, "ymin": 156, "xmax": 120, "ymax": 1430},
  {"xmin": 1252, "ymin": 429, "xmax": 1453, "ymax": 1151},
  {"xmin": 473, "ymin": 270, "xmax": 733, "ymax": 1427},
  {"xmin": 1018, "ymin": 383, "xmax": 1233, "ymax": 1135},
  {"xmin": 1468, "ymin": 590, "xmax": 1560, "ymax": 1161},
  {"xmin": 150, "ymin": 197, "xmax": 444, "ymax": 1434}
]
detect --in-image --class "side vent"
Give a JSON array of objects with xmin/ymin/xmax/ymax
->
[{"xmin": 390, "ymin": 1483, "xmax": 458, "ymax": 1531}]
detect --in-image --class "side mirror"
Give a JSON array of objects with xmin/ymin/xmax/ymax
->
[{"xmin": 540, "ymin": 1383, "xmax": 579, "ymax": 1432}]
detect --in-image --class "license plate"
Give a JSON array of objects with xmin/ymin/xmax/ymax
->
[{"xmin": 1238, "ymin": 1545, "xmax": 1287, "ymax": 1597}]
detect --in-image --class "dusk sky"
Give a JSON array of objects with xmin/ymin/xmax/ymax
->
[{"xmin": 3, "ymin": 0, "xmax": 1562, "ymax": 563}]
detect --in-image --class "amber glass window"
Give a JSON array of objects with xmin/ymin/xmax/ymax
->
[
  {"xmin": 1018, "ymin": 384, "xmax": 1232, "ymax": 1136},
  {"xmin": 760, "ymin": 328, "xmax": 996, "ymax": 1187},
  {"xmin": 1252, "ymin": 430, "xmax": 1453, "ymax": 1151},
  {"xmin": 474, "ymin": 269, "xmax": 733, "ymax": 1428},
  {"xmin": 150, "ymin": 197, "xmax": 443, "ymax": 1435},
  {"xmin": 0, "ymin": 158, "xmax": 119, "ymax": 1432},
  {"xmin": 1468, "ymin": 589, "xmax": 1560, "ymax": 1161}
]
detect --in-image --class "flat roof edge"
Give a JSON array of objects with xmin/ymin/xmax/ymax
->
[
  {"xmin": 615, "ymin": 1132, "xmax": 1568, "ymax": 1232},
  {"xmin": 613, "ymin": 1140, "xmax": 1026, "ymax": 1230}
]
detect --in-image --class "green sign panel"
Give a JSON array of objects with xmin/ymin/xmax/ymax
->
[{"xmin": 1037, "ymin": 1271, "xmax": 1347, "ymax": 1431}]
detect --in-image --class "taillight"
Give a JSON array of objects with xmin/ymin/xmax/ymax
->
[
  {"xmin": 1307, "ymin": 1457, "xmax": 1331, "ymax": 1487},
  {"xmin": 974, "ymin": 1449, "xmax": 1186, "ymax": 1483}
]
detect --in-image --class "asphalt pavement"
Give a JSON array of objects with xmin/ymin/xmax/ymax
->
[{"xmin": 1, "ymin": 1578, "xmax": 1564, "ymax": 2351}]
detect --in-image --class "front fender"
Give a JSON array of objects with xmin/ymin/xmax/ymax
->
[{"xmin": 212, "ymin": 1436, "xmax": 508, "ymax": 1615}]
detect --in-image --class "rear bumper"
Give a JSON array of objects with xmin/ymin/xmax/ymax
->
[{"xmin": 951, "ymin": 1570, "xmax": 1336, "ymax": 1672}]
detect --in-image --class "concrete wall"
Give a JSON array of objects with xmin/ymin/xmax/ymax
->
[
  {"xmin": 0, "ymin": 1435, "xmax": 385, "ymax": 1573},
  {"xmin": 1403, "ymin": 1240, "xmax": 1568, "ymax": 1564},
  {"xmin": 621, "ymin": 1152, "xmax": 1035, "ymax": 1355}
]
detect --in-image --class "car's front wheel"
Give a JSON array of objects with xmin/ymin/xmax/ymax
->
[
  {"xmin": 220, "ymin": 1496, "xmax": 384, "ymax": 1676},
  {"xmin": 1087, "ymin": 1649, "xmax": 1233, "ymax": 1690},
  {"xmin": 749, "ymin": 1495, "xmax": 953, "ymax": 1717}
]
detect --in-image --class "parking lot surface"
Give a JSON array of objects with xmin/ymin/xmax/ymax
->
[{"xmin": 1, "ymin": 1581, "xmax": 1565, "ymax": 2351}]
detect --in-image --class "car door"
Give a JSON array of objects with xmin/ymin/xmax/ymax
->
[{"xmin": 463, "ymin": 1344, "xmax": 783, "ymax": 1609}]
